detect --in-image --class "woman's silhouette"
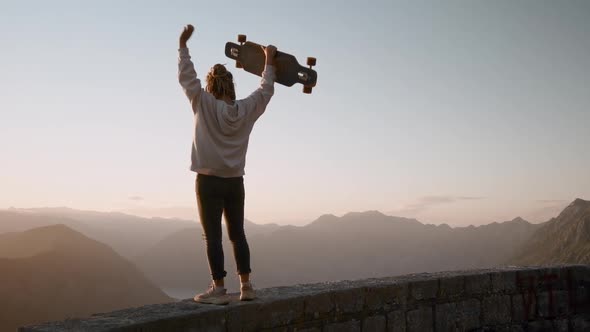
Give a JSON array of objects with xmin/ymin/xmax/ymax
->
[{"xmin": 178, "ymin": 24, "xmax": 276, "ymax": 304}]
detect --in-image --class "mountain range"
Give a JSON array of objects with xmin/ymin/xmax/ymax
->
[
  {"xmin": 0, "ymin": 224, "xmax": 171, "ymax": 332},
  {"xmin": 3, "ymin": 198, "xmax": 589, "ymax": 330},
  {"xmin": 134, "ymin": 211, "xmax": 543, "ymax": 293}
]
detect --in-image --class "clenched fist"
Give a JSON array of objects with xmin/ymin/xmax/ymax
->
[
  {"xmin": 264, "ymin": 45, "xmax": 277, "ymax": 65},
  {"xmin": 179, "ymin": 24, "xmax": 195, "ymax": 48}
]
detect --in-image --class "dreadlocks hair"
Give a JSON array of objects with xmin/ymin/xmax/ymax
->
[{"xmin": 206, "ymin": 64, "xmax": 236, "ymax": 101}]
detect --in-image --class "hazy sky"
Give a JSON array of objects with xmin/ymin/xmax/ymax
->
[{"xmin": 1, "ymin": 1, "xmax": 588, "ymax": 226}]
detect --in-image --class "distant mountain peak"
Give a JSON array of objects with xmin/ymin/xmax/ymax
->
[
  {"xmin": 570, "ymin": 198, "xmax": 590, "ymax": 208},
  {"xmin": 557, "ymin": 198, "xmax": 590, "ymax": 220},
  {"xmin": 308, "ymin": 214, "xmax": 339, "ymax": 227},
  {"xmin": 342, "ymin": 210, "xmax": 386, "ymax": 219},
  {"xmin": 309, "ymin": 211, "xmax": 390, "ymax": 228},
  {"xmin": 510, "ymin": 217, "xmax": 528, "ymax": 223},
  {"xmin": 509, "ymin": 197, "xmax": 590, "ymax": 266},
  {"xmin": 25, "ymin": 223, "xmax": 79, "ymax": 235},
  {"xmin": 317, "ymin": 213, "xmax": 338, "ymax": 220}
]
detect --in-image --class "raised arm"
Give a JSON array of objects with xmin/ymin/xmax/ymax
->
[
  {"xmin": 246, "ymin": 45, "xmax": 277, "ymax": 121},
  {"xmin": 177, "ymin": 25, "xmax": 203, "ymax": 110}
]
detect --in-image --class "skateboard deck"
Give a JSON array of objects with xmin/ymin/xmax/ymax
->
[{"xmin": 225, "ymin": 36, "xmax": 318, "ymax": 93}]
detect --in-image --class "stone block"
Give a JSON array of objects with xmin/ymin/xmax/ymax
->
[
  {"xmin": 387, "ymin": 310, "xmax": 406, "ymax": 332},
  {"xmin": 257, "ymin": 297, "xmax": 304, "ymax": 329},
  {"xmin": 362, "ymin": 315, "xmax": 386, "ymax": 332},
  {"xmin": 475, "ymin": 326, "xmax": 524, "ymax": 332},
  {"xmin": 515, "ymin": 269, "xmax": 541, "ymax": 294},
  {"xmin": 482, "ymin": 294, "xmax": 511, "ymax": 325},
  {"xmin": 438, "ymin": 275, "xmax": 464, "ymax": 298},
  {"xmin": 456, "ymin": 298, "xmax": 481, "ymax": 330},
  {"xmin": 525, "ymin": 320, "xmax": 554, "ymax": 332},
  {"xmin": 491, "ymin": 271, "xmax": 517, "ymax": 293},
  {"xmin": 365, "ymin": 283, "xmax": 408, "ymax": 311},
  {"xmin": 465, "ymin": 273, "xmax": 492, "ymax": 295},
  {"xmin": 304, "ymin": 292, "xmax": 333, "ymax": 320},
  {"xmin": 568, "ymin": 265, "xmax": 590, "ymax": 285},
  {"xmin": 161, "ymin": 307, "xmax": 227, "ymax": 332},
  {"xmin": 543, "ymin": 267, "xmax": 572, "ymax": 291},
  {"xmin": 236, "ymin": 297, "xmax": 304, "ymax": 331},
  {"xmin": 552, "ymin": 319, "xmax": 568, "ymax": 332},
  {"xmin": 227, "ymin": 302, "xmax": 262, "ymax": 332},
  {"xmin": 570, "ymin": 314, "xmax": 590, "ymax": 332},
  {"xmin": 574, "ymin": 284, "xmax": 590, "ymax": 314},
  {"xmin": 409, "ymin": 279, "xmax": 438, "ymax": 302},
  {"xmin": 434, "ymin": 302, "xmax": 456, "ymax": 331},
  {"xmin": 537, "ymin": 290, "xmax": 570, "ymax": 318},
  {"xmin": 406, "ymin": 306, "xmax": 433, "ymax": 332},
  {"xmin": 435, "ymin": 299, "xmax": 480, "ymax": 331},
  {"xmin": 323, "ymin": 319, "xmax": 360, "ymax": 332},
  {"xmin": 333, "ymin": 288, "xmax": 365, "ymax": 314},
  {"xmin": 296, "ymin": 328, "xmax": 321, "ymax": 332},
  {"xmin": 512, "ymin": 292, "xmax": 536, "ymax": 322}
]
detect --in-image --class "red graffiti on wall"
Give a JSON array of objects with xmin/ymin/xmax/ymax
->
[{"xmin": 516, "ymin": 269, "xmax": 588, "ymax": 320}]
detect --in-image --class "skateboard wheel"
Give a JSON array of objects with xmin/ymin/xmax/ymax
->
[
  {"xmin": 307, "ymin": 57, "xmax": 316, "ymax": 67},
  {"xmin": 236, "ymin": 61, "xmax": 243, "ymax": 69},
  {"xmin": 238, "ymin": 34, "xmax": 247, "ymax": 43},
  {"xmin": 303, "ymin": 86, "xmax": 313, "ymax": 94}
]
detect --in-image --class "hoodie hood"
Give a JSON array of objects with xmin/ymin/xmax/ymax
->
[{"xmin": 217, "ymin": 101, "xmax": 247, "ymax": 135}]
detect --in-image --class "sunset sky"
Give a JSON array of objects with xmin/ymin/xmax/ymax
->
[{"xmin": 1, "ymin": 1, "xmax": 588, "ymax": 226}]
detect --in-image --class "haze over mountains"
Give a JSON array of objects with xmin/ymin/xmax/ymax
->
[
  {"xmin": 2, "ymin": 198, "xmax": 589, "ymax": 330},
  {"xmin": 0, "ymin": 208, "xmax": 197, "ymax": 258},
  {"xmin": 135, "ymin": 211, "xmax": 542, "ymax": 294},
  {"xmin": 0, "ymin": 225, "xmax": 171, "ymax": 332}
]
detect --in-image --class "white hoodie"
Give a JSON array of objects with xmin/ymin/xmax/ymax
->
[{"xmin": 178, "ymin": 48, "xmax": 275, "ymax": 177}]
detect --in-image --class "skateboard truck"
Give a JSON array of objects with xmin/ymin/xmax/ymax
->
[
  {"xmin": 235, "ymin": 34, "xmax": 247, "ymax": 68},
  {"xmin": 303, "ymin": 57, "xmax": 316, "ymax": 94}
]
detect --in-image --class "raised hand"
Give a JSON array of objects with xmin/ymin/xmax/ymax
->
[
  {"xmin": 179, "ymin": 24, "xmax": 195, "ymax": 48},
  {"xmin": 264, "ymin": 45, "xmax": 277, "ymax": 65}
]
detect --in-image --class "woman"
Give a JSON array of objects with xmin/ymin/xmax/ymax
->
[{"xmin": 178, "ymin": 24, "xmax": 276, "ymax": 304}]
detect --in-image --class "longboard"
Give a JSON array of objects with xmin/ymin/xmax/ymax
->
[{"xmin": 225, "ymin": 35, "xmax": 318, "ymax": 94}]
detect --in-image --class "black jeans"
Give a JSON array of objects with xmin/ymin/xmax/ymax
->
[{"xmin": 196, "ymin": 173, "xmax": 251, "ymax": 280}]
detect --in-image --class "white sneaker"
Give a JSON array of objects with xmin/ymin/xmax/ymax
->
[
  {"xmin": 240, "ymin": 281, "xmax": 256, "ymax": 301},
  {"xmin": 194, "ymin": 282, "xmax": 229, "ymax": 305}
]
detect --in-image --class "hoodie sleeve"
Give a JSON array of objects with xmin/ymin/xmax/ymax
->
[
  {"xmin": 245, "ymin": 65, "xmax": 276, "ymax": 121},
  {"xmin": 178, "ymin": 48, "xmax": 203, "ymax": 112}
]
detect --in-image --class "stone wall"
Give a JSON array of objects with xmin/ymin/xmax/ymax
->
[{"xmin": 21, "ymin": 265, "xmax": 590, "ymax": 331}]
